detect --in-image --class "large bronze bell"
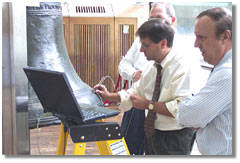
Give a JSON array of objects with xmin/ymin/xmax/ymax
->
[{"xmin": 27, "ymin": 2, "xmax": 103, "ymax": 128}]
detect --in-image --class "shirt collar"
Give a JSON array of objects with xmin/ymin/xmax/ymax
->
[
  {"xmin": 155, "ymin": 49, "xmax": 176, "ymax": 70},
  {"xmin": 215, "ymin": 49, "xmax": 232, "ymax": 69}
]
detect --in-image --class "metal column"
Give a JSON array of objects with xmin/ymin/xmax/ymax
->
[{"xmin": 2, "ymin": 2, "xmax": 30, "ymax": 155}]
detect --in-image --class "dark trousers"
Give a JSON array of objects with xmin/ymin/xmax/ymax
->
[
  {"xmin": 145, "ymin": 128, "xmax": 196, "ymax": 155},
  {"xmin": 121, "ymin": 107, "xmax": 145, "ymax": 155}
]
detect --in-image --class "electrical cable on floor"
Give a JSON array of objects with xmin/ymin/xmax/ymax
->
[{"xmin": 36, "ymin": 112, "xmax": 53, "ymax": 155}]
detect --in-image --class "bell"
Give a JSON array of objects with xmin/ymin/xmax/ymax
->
[{"xmin": 27, "ymin": 2, "xmax": 103, "ymax": 128}]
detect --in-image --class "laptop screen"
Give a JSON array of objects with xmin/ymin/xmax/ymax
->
[{"xmin": 24, "ymin": 67, "xmax": 84, "ymax": 121}]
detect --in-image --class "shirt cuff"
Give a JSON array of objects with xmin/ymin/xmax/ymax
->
[
  {"xmin": 165, "ymin": 101, "xmax": 178, "ymax": 118},
  {"xmin": 128, "ymin": 69, "xmax": 137, "ymax": 81},
  {"xmin": 117, "ymin": 90, "xmax": 132, "ymax": 112}
]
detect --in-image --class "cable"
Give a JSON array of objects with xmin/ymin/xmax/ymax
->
[
  {"xmin": 96, "ymin": 75, "xmax": 116, "ymax": 106},
  {"xmin": 36, "ymin": 112, "xmax": 53, "ymax": 155},
  {"xmin": 98, "ymin": 75, "xmax": 116, "ymax": 89}
]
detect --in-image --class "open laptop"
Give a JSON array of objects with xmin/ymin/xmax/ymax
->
[{"xmin": 23, "ymin": 67, "xmax": 120, "ymax": 124}]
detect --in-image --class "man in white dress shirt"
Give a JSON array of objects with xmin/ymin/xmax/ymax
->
[{"xmin": 94, "ymin": 18, "xmax": 198, "ymax": 155}]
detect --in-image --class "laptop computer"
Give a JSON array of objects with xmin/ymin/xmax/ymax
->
[{"xmin": 23, "ymin": 67, "xmax": 120, "ymax": 124}]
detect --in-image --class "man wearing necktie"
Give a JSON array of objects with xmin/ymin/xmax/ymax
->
[{"xmin": 94, "ymin": 18, "xmax": 197, "ymax": 155}]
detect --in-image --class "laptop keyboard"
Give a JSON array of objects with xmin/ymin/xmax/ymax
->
[{"xmin": 81, "ymin": 106, "xmax": 105, "ymax": 121}]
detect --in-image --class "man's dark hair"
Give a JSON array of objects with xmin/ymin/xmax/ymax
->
[
  {"xmin": 197, "ymin": 7, "xmax": 232, "ymax": 39},
  {"xmin": 136, "ymin": 18, "xmax": 174, "ymax": 47}
]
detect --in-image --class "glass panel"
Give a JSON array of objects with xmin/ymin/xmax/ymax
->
[{"xmin": 172, "ymin": 2, "xmax": 232, "ymax": 65}]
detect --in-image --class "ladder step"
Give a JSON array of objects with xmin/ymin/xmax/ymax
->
[{"xmin": 69, "ymin": 122, "xmax": 122, "ymax": 143}]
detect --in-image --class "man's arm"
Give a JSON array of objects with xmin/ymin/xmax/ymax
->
[
  {"xmin": 118, "ymin": 38, "xmax": 141, "ymax": 81},
  {"xmin": 130, "ymin": 94, "xmax": 174, "ymax": 117},
  {"xmin": 177, "ymin": 68, "xmax": 232, "ymax": 128}
]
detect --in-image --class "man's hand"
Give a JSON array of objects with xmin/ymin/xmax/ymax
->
[
  {"xmin": 132, "ymin": 70, "xmax": 142, "ymax": 82},
  {"xmin": 93, "ymin": 84, "xmax": 110, "ymax": 100},
  {"xmin": 130, "ymin": 94, "xmax": 149, "ymax": 110},
  {"xmin": 93, "ymin": 84, "xmax": 121, "ymax": 102}
]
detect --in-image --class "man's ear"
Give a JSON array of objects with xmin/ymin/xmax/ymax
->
[
  {"xmin": 220, "ymin": 30, "xmax": 231, "ymax": 40},
  {"xmin": 224, "ymin": 30, "xmax": 231, "ymax": 40},
  {"xmin": 160, "ymin": 39, "xmax": 168, "ymax": 48}
]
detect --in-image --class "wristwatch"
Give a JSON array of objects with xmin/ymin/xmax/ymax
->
[{"xmin": 148, "ymin": 101, "xmax": 154, "ymax": 110}]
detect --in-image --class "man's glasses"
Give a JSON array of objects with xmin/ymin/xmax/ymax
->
[{"xmin": 141, "ymin": 41, "xmax": 153, "ymax": 49}]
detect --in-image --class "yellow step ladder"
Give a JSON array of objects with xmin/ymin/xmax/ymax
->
[{"xmin": 56, "ymin": 120, "xmax": 129, "ymax": 155}]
